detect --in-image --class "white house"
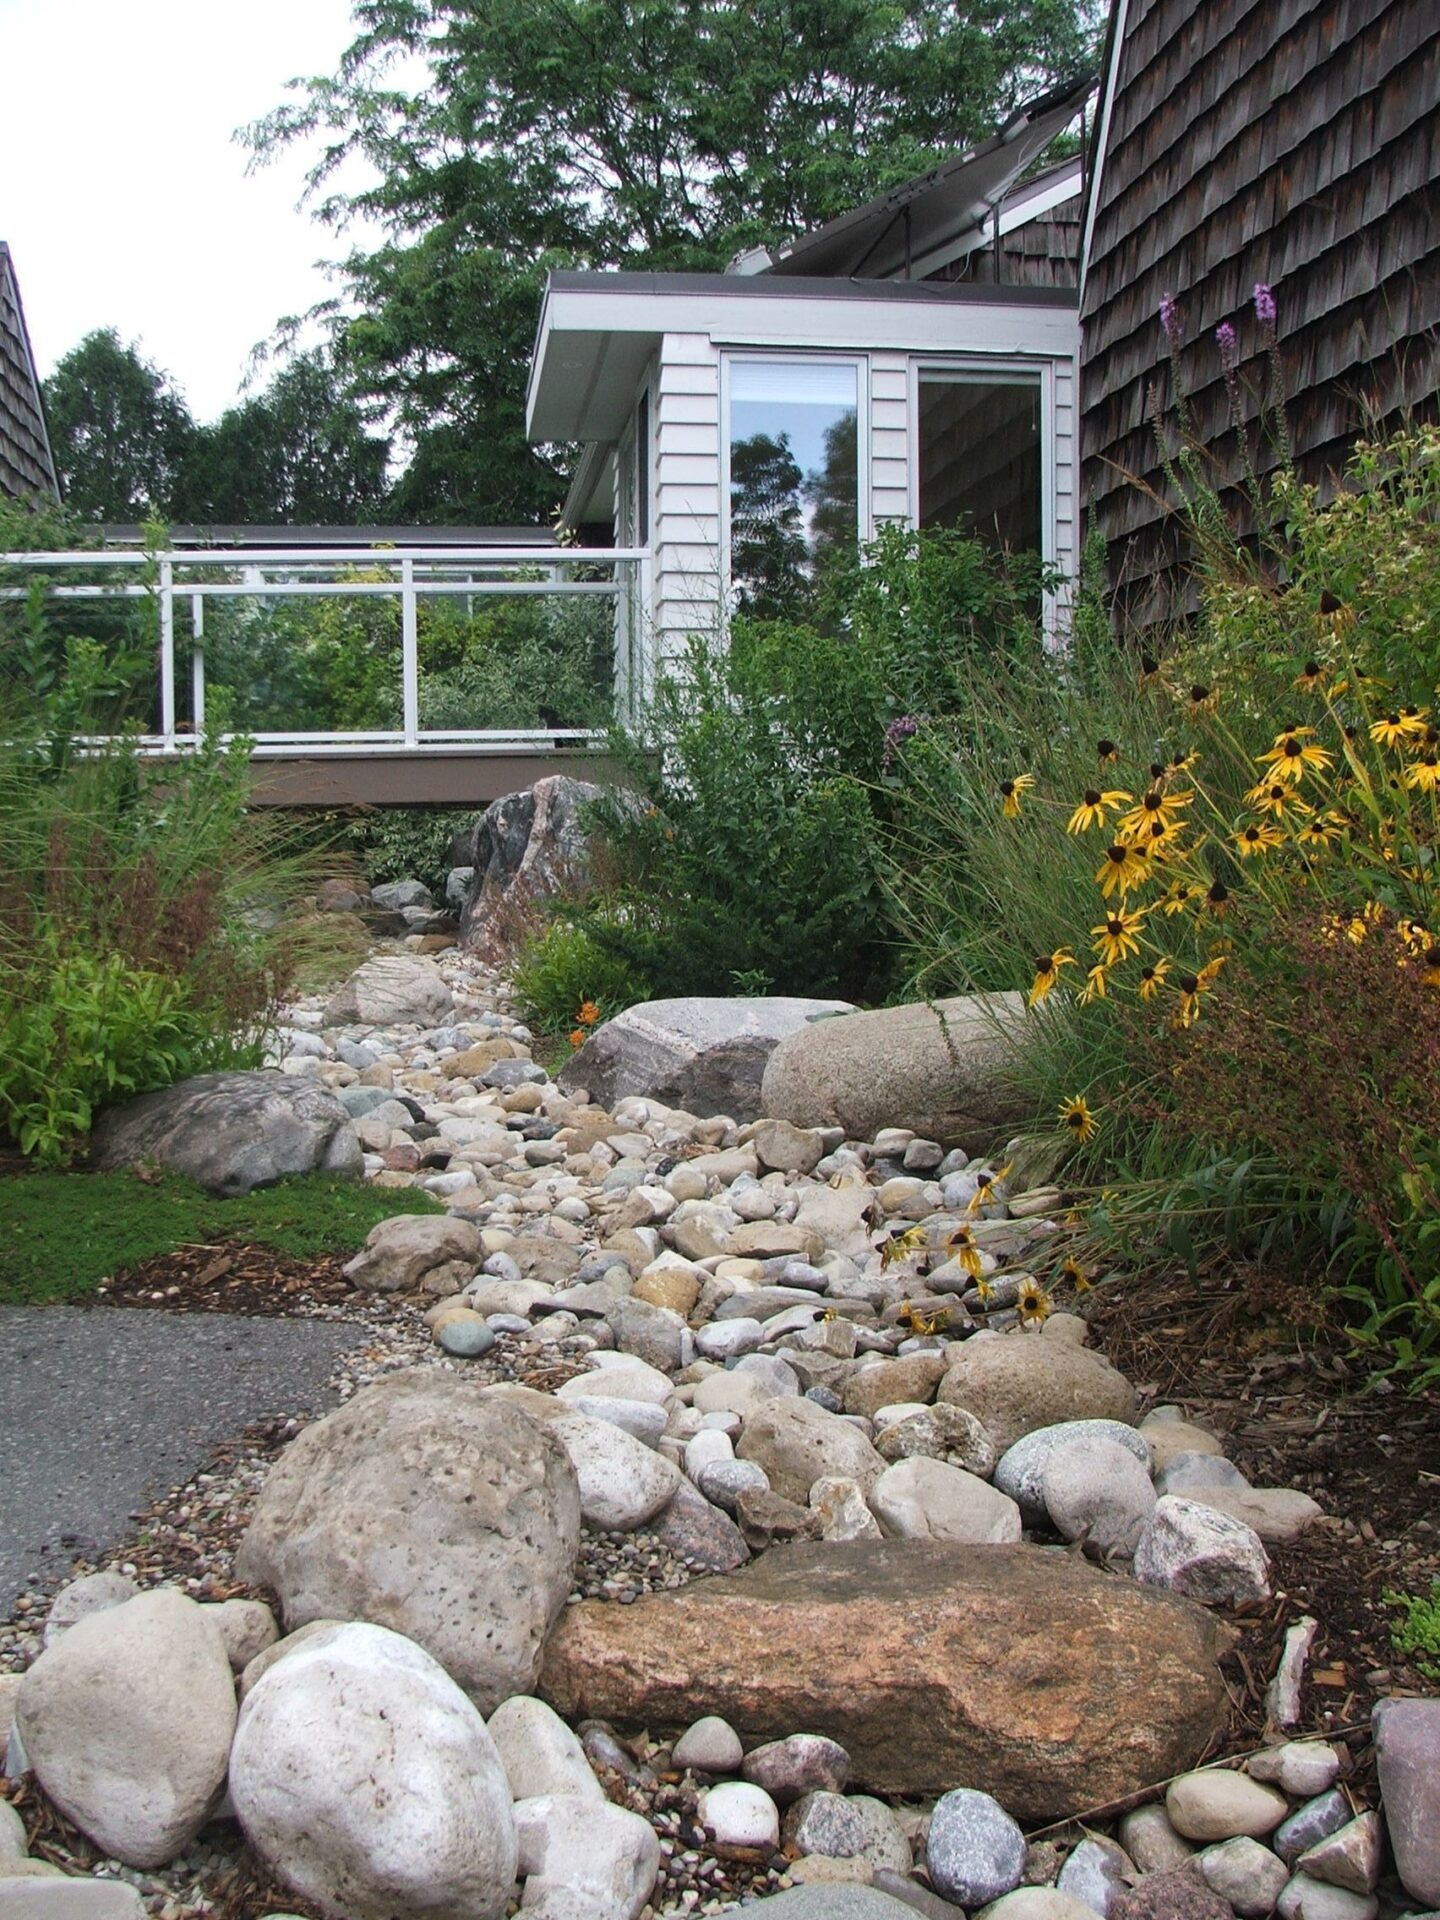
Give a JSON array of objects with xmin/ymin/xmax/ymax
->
[{"xmin": 524, "ymin": 78, "xmax": 1092, "ymax": 706}]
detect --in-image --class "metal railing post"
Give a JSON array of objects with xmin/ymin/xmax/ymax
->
[
  {"xmin": 190, "ymin": 592, "xmax": 205, "ymax": 735},
  {"xmin": 401, "ymin": 558, "xmax": 419, "ymax": 746},
  {"xmin": 158, "ymin": 559, "xmax": 176, "ymax": 749}
]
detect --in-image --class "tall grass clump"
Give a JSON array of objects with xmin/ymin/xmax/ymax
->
[
  {"xmin": 888, "ymin": 295, "xmax": 1440, "ymax": 1380},
  {"xmin": 0, "ymin": 591, "xmax": 325, "ymax": 1162}
]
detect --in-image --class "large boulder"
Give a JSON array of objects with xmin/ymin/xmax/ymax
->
[
  {"xmin": 234, "ymin": 1372, "xmax": 581, "ymax": 1711},
  {"xmin": 735, "ymin": 1397, "xmax": 887, "ymax": 1505},
  {"xmin": 540, "ymin": 1539, "xmax": 1228, "ymax": 1818},
  {"xmin": 461, "ymin": 775, "xmax": 604, "ymax": 954},
  {"xmin": 938, "ymin": 1337, "xmax": 1139, "ymax": 1453},
  {"xmin": 761, "ymin": 993, "xmax": 1030, "ymax": 1150},
  {"xmin": 229, "ymin": 1622, "xmax": 516, "ymax": 1920},
  {"xmin": 16, "ymin": 1589, "xmax": 236, "ymax": 1867},
  {"xmin": 89, "ymin": 1070, "xmax": 361, "ymax": 1196},
  {"xmin": 342, "ymin": 1214, "xmax": 482, "ymax": 1293},
  {"xmin": 323, "ymin": 953, "xmax": 455, "ymax": 1026},
  {"xmin": 560, "ymin": 997, "xmax": 854, "ymax": 1122}
]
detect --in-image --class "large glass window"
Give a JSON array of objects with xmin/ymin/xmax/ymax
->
[
  {"xmin": 727, "ymin": 359, "xmax": 859, "ymax": 616},
  {"xmin": 917, "ymin": 371, "xmax": 1043, "ymax": 557}
]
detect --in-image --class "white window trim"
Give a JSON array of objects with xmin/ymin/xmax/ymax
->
[
  {"xmin": 719, "ymin": 349, "xmax": 871, "ymax": 607},
  {"xmin": 907, "ymin": 357, "xmax": 1056, "ymax": 570}
]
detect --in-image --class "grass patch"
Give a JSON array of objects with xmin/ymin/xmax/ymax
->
[{"xmin": 0, "ymin": 1169, "xmax": 441, "ymax": 1304}]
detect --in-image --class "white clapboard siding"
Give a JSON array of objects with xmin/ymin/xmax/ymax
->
[{"xmin": 869, "ymin": 354, "xmax": 911, "ymax": 525}]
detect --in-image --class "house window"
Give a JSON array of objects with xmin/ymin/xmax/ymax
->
[
  {"xmin": 917, "ymin": 370, "xmax": 1043, "ymax": 556},
  {"xmin": 727, "ymin": 358, "xmax": 860, "ymax": 616}
]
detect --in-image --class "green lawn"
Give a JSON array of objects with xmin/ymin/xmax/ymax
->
[{"xmin": 0, "ymin": 1170, "xmax": 441, "ymax": 1304}]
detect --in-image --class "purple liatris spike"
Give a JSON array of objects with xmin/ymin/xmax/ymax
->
[
  {"xmin": 882, "ymin": 713, "xmax": 924, "ymax": 770},
  {"xmin": 1215, "ymin": 321, "xmax": 1238, "ymax": 368},
  {"xmin": 1159, "ymin": 294, "xmax": 1182, "ymax": 345},
  {"xmin": 1253, "ymin": 283, "xmax": 1277, "ymax": 326}
]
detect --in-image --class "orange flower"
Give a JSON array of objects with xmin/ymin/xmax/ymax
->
[
  {"xmin": 577, "ymin": 1000, "xmax": 601, "ymax": 1026},
  {"xmin": 568, "ymin": 1028, "xmax": 587, "ymax": 1049}
]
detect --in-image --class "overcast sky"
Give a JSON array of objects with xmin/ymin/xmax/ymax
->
[{"xmin": 1, "ymin": 0, "xmax": 379, "ymax": 422}]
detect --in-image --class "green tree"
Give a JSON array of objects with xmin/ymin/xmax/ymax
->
[
  {"xmin": 43, "ymin": 330, "xmax": 196, "ymax": 520},
  {"xmin": 178, "ymin": 350, "xmax": 392, "ymax": 524},
  {"xmin": 247, "ymin": 0, "xmax": 1098, "ymax": 524}
]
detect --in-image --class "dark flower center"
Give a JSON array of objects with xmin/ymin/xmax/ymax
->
[
  {"xmin": 1179, "ymin": 973, "xmax": 1200, "ymax": 993},
  {"xmin": 1208, "ymin": 882, "xmax": 1228, "ymax": 904},
  {"xmin": 1107, "ymin": 846, "xmax": 1127, "ymax": 865},
  {"xmin": 1097, "ymin": 739, "xmax": 1117, "ymax": 759},
  {"xmin": 1190, "ymin": 685, "xmax": 1209, "ymax": 702},
  {"xmin": 1083, "ymin": 789, "xmax": 1101, "ymax": 806}
]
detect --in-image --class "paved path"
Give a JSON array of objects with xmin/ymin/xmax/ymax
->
[{"xmin": 0, "ymin": 1305, "xmax": 367, "ymax": 1613}]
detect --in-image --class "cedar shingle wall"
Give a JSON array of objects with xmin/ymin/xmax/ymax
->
[
  {"xmin": 0, "ymin": 247, "xmax": 59, "ymax": 502},
  {"xmin": 937, "ymin": 199, "xmax": 1084, "ymax": 290},
  {"xmin": 1080, "ymin": 0, "xmax": 1440, "ymax": 622}
]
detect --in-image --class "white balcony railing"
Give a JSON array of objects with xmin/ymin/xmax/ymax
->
[{"xmin": 0, "ymin": 545, "xmax": 651, "ymax": 754}]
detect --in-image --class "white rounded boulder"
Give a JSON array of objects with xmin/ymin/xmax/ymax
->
[
  {"xmin": 229, "ymin": 1622, "xmax": 517, "ymax": 1920},
  {"xmin": 16, "ymin": 1588, "xmax": 235, "ymax": 1869}
]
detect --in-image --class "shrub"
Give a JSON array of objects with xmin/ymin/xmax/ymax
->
[
  {"xmin": 584, "ymin": 527, "xmax": 1050, "ymax": 1005},
  {"xmin": 0, "ymin": 598, "xmax": 320, "ymax": 1161},
  {"xmin": 350, "ymin": 806, "xmax": 478, "ymax": 897},
  {"xmin": 510, "ymin": 918, "xmax": 653, "ymax": 1035}
]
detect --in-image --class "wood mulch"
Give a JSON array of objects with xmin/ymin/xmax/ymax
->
[{"xmin": 97, "ymin": 1243, "xmax": 356, "ymax": 1316}]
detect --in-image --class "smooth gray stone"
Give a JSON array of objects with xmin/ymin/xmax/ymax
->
[
  {"xmin": 717, "ymin": 1888, "xmax": 925, "ymax": 1917},
  {"xmin": 1275, "ymin": 1790, "xmax": 1349, "ymax": 1864}
]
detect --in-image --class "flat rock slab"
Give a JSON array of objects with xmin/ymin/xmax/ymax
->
[
  {"xmin": 541, "ymin": 1538, "xmax": 1227, "ymax": 1819},
  {"xmin": 0, "ymin": 1307, "xmax": 366, "ymax": 1613}
]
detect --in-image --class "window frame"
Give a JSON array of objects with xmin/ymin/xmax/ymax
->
[
  {"xmin": 719, "ymin": 349, "xmax": 871, "ymax": 607},
  {"xmin": 908, "ymin": 357, "xmax": 1055, "ymax": 569}
]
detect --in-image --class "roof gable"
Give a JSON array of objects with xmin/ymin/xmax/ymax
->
[{"xmin": 0, "ymin": 244, "xmax": 59, "ymax": 502}]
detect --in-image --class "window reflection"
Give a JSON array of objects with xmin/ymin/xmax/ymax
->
[
  {"xmin": 918, "ymin": 372, "xmax": 1042, "ymax": 556},
  {"xmin": 728, "ymin": 360, "xmax": 859, "ymax": 617}
]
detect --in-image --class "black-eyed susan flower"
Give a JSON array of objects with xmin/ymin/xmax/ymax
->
[
  {"xmin": 1059, "ymin": 1094, "xmax": 1099, "ymax": 1141},
  {"xmin": 879, "ymin": 1224, "xmax": 929, "ymax": 1269},
  {"xmin": 946, "ymin": 1224, "xmax": 985, "ymax": 1278},
  {"xmin": 1077, "ymin": 964, "xmax": 1110, "ymax": 1005},
  {"xmin": 1204, "ymin": 879, "xmax": 1231, "ymax": 916},
  {"xmin": 972, "ymin": 1272, "xmax": 995, "ymax": 1307},
  {"xmin": 1405, "ymin": 752, "xmax": 1440, "ymax": 793},
  {"xmin": 1421, "ymin": 945, "xmax": 1440, "ymax": 990},
  {"xmin": 1091, "ymin": 905, "xmax": 1146, "ymax": 966},
  {"xmin": 1067, "ymin": 788, "xmax": 1133, "ymax": 833},
  {"xmin": 1000, "ymin": 773, "xmax": 1035, "ymax": 818},
  {"xmin": 1295, "ymin": 660, "xmax": 1328, "ymax": 694},
  {"xmin": 1137, "ymin": 957, "xmax": 1171, "ymax": 1000},
  {"xmin": 1258, "ymin": 726, "xmax": 1334, "ymax": 784},
  {"xmin": 1016, "ymin": 1275, "xmax": 1053, "ymax": 1326},
  {"xmin": 1059, "ymin": 1254, "xmax": 1091, "ymax": 1293},
  {"xmin": 1401, "ymin": 705, "xmax": 1431, "ymax": 734},
  {"xmin": 1234, "ymin": 820, "xmax": 1285, "ymax": 858},
  {"xmin": 1096, "ymin": 841, "xmax": 1151, "ymax": 898},
  {"xmin": 1174, "ymin": 955, "xmax": 1226, "ymax": 1027},
  {"xmin": 1120, "ymin": 787, "xmax": 1193, "ymax": 841},
  {"xmin": 1188, "ymin": 683, "xmax": 1219, "ymax": 714},
  {"xmin": 1245, "ymin": 777, "xmax": 1294, "ymax": 815},
  {"xmin": 1295, "ymin": 811, "xmax": 1345, "ymax": 850},
  {"xmin": 965, "ymin": 1162, "xmax": 1013, "ymax": 1219},
  {"xmin": 1158, "ymin": 879, "xmax": 1201, "ymax": 915},
  {"xmin": 1169, "ymin": 749, "xmax": 1200, "ymax": 777},
  {"xmin": 1097, "ymin": 738, "xmax": 1120, "ymax": 764},
  {"xmin": 1371, "ymin": 713, "xmax": 1413, "ymax": 749},
  {"xmin": 1028, "ymin": 948, "xmax": 1076, "ymax": 1007}
]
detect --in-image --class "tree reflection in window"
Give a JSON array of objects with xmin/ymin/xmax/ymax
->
[{"xmin": 729, "ymin": 361, "xmax": 859, "ymax": 618}]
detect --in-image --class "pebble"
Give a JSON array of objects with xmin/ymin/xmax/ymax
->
[
  {"xmin": 1247, "ymin": 1740, "xmax": 1342, "ymax": 1798},
  {"xmin": 1166, "ymin": 1770, "xmax": 1289, "ymax": 1841},
  {"xmin": 1273, "ymin": 1789, "xmax": 1351, "ymax": 1864},
  {"xmin": 742, "ymin": 1734, "xmax": 850, "ymax": 1805},
  {"xmin": 1196, "ymin": 1835, "xmax": 1290, "ymax": 1916},
  {"xmin": 673, "ymin": 1715, "xmax": 745, "ymax": 1774},
  {"xmin": 925, "ymin": 1788, "xmax": 1026, "ymax": 1907}
]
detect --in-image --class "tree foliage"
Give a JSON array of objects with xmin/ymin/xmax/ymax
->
[
  {"xmin": 42, "ymin": 335, "xmax": 391, "ymax": 525},
  {"xmin": 246, "ymin": 0, "xmax": 1099, "ymax": 523},
  {"xmin": 43, "ymin": 330, "xmax": 195, "ymax": 521}
]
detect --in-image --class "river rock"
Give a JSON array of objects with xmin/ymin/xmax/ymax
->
[
  {"xmin": 487, "ymin": 1694, "xmax": 603, "ymax": 1803},
  {"xmin": 513, "ymin": 1790, "xmax": 660, "ymax": 1919},
  {"xmin": 842, "ymin": 1354, "xmax": 948, "ymax": 1419},
  {"xmin": 994, "ymin": 1421, "xmax": 1150, "ymax": 1518},
  {"xmin": 1134, "ymin": 1497, "xmax": 1271, "ymax": 1605},
  {"xmin": 234, "ymin": 1372, "xmax": 581, "ymax": 1711},
  {"xmin": 230, "ymin": 1622, "xmax": 516, "ymax": 1920},
  {"xmin": 1197, "ymin": 1835, "xmax": 1290, "ymax": 1916},
  {"xmin": 1119, "ymin": 1803, "xmax": 1194, "ymax": 1874},
  {"xmin": 939, "ymin": 1341, "xmax": 1139, "ymax": 1452},
  {"xmin": 743, "ymin": 1733, "xmax": 850, "ymax": 1805},
  {"xmin": 674, "ymin": 1715, "xmax": 745, "ymax": 1773},
  {"xmin": 699, "ymin": 1781, "xmax": 781, "ymax": 1849},
  {"xmin": 1296, "ymin": 1810, "xmax": 1382, "ymax": 1895},
  {"xmin": 868, "ymin": 1457, "xmax": 1021, "ymax": 1543},
  {"xmin": 982, "ymin": 1896, "xmax": 1099, "ymax": 1920},
  {"xmin": 1374, "ymin": 1696, "xmax": 1440, "ymax": 1907},
  {"xmin": 41, "ymin": 1572, "xmax": 138, "ymax": 1647},
  {"xmin": 343, "ymin": 1214, "xmax": 482, "ymax": 1293},
  {"xmin": 760, "ymin": 994, "xmax": 1029, "ymax": 1150},
  {"xmin": 0, "ymin": 1889, "xmax": 148, "ymax": 1917},
  {"xmin": 1042, "ymin": 1436, "xmax": 1156, "ymax": 1557},
  {"xmin": 1248, "ymin": 1741, "xmax": 1342, "ymax": 1797},
  {"xmin": 1110, "ymin": 1866, "xmax": 1234, "ymax": 1920},
  {"xmin": 736, "ymin": 1397, "xmax": 886, "ymax": 1505},
  {"xmin": 873, "ymin": 1404, "xmax": 996, "ymax": 1476},
  {"xmin": 324, "ymin": 953, "xmax": 455, "ymax": 1025},
  {"xmin": 549, "ymin": 1408, "xmax": 682, "ymax": 1530},
  {"xmin": 561, "ymin": 997, "xmax": 854, "ymax": 1122},
  {"xmin": 90, "ymin": 1071, "xmax": 361, "ymax": 1196},
  {"xmin": 16, "ymin": 1589, "xmax": 235, "ymax": 1868},
  {"xmin": 540, "ymin": 1540, "xmax": 1226, "ymax": 1817},
  {"xmin": 1275, "ymin": 1877, "xmax": 1377, "ymax": 1920},
  {"xmin": 926, "ymin": 1787, "xmax": 1025, "ymax": 1906},
  {"xmin": 1167, "ymin": 1770, "xmax": 1288, "ymax": 1841}
]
